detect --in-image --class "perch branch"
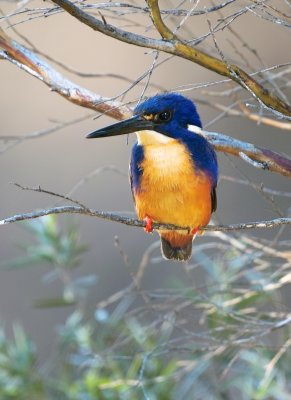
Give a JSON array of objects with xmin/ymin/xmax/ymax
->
[
  {"xmin": 190, "ymin": 126, "xmax": 291, "ymax": 178},
  {"xmin": 0, "ymin": 205, "xmax": 291, "ymax": 233},
  {"xmin": 195, "ymin": 99, "xmax": 291, "ymax": 131},
  {"xmin": 49, "ymin": 0, "xmax": 291, "ymax": 118},
  {"xmin": 1, "ymin": 29, "xmax": 291, "ymax": 177},
  {"xmin": 0, "ymin": 28, "xmax": 131, "ymax": 121}
]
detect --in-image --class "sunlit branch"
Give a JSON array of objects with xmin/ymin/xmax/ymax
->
[
  {"xmin": 1, "ymin": 28, "xmax": 291, "ymax": 177},
  {"xmin": 45, "ymin": 0, "xmax": 291, "ymax": 117},
  {"xmin": 0, "ymin": 28, "xmax": 131, "ymax": 120}
]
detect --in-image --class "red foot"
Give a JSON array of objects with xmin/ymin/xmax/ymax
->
[
  {"xmin": 191, "ymin": 226, "xmax": 200, "ymax": 235},
  {"xmin": 144, "ymin": 216, "xmax": 153, "ymax": 233}
]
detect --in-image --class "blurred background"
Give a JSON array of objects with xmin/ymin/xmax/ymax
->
[{"xmin": 0, "ymin": 0, "xmax": 291, "ymax": 398}]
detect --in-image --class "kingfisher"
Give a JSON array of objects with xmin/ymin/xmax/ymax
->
[{"xmin": 86, "ymin": 93, "xmax": 218, "ymax": 261}]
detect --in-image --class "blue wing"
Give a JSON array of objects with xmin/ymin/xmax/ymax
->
[
  {"xmin": 130, "ymin": 142, "xmax": 144, "ymax": 197},
  {"xmin": 180, "ymin": 133, "xmax": 218, "ymax": 212}
]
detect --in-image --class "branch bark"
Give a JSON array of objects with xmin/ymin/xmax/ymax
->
[
  {"xmin": 191, "ymin": 126, "xmax": 291, "ymax": 178},
  {"xmin": 49, "ymin": 0, "xmax": 291, "ymax": 118},
  {"xmin": 196, "ymin": 99, "xmax": 291, "ymax": 131},
  {"xmin": 1, "ymin": 205, "xmax": 291, "ymax": 233},
  {"xmin": 1, "ymin": 28, "xmax": 291, "ymax": 177},
  {"xmin": 0, "ymin": 28, "xmax": 131, "ymax": 121}
]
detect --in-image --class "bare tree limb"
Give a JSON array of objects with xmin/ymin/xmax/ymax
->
[
  {"xmin": 190, "ymin": 126, "xmax": 291, "ymax": 178},
  {"xmin": 0, "ymin": 205, "xmax": 185, "ymax": 229},
  {"xmin": 196, "ymin": 99, "xmax": 291, "ymax": 131},
  {"xmin": 1, "ymin": 28, "xmax": 291, "ymax": 178},
  {"xmin": 0, "ymin": 205, "xmax": 291, "ymax": 233},
  {"xmin": 0, "ymin": 28, "xmax": 131, "ymax": 120},
  {"xmin": 48, "ymin": 0, "xmax": 291, "ymax": 118}
]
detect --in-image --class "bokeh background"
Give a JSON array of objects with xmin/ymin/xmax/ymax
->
[{"xmin": 0, "ymin": 0, "xmax": 290, "ymax": 366}]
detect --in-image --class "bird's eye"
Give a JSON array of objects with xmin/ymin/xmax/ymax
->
[{"xmin": 157, "ymin": 110, "xmax": 172, "ymax": 122}]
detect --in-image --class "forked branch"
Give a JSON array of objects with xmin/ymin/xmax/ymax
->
[
  {"xmin": 1, "ymin": 29, "xmax": 291, "ymax": 177},
  {"xmin": 0, "ymin": 28, "xmax": 131, "ymax": 121},
  {"xmin": 49, "ymin": 0, "xmax": 291, "ymax": 118}
]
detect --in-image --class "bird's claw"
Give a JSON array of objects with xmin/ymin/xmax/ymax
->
[
  {"xmin": 191, "ymin": 226, "xmax": 200, "ymax": 235},
  {"xmin": 144, "ymin": 216, "xmax": 153, "ymax": 233}
]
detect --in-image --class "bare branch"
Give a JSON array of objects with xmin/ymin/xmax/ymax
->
[
  {"xmin": 239, "ymin": 152, "xmax": 268, "ymax": 170},
  {"xmin": 145, "ymin": 0, "xmax": 291, "ymax": 118},
  {"xmin": 83, "ymin": 1, "xmax": 238, "ymax": 18},
  {"xmin": 146, "ymin": 0, "xmax": 176, "ymax": 40},
  {"xmin": 13, "ymin": 183, "xmax": 89, "ymax": 209},
  {"xmin": 0, "ymin": 205, "xmax": 291, "ymax": 233},
  {"xmin": 1, "ymin": 28, "xmax": 291, "ymax": 178},
  {"xmin": 3, "ymin": 0, "xmax": 282, "ymax": 116},
  {"xmin": 66, "ymin": 165, "xmax": 127, "ymax": 199},
  {"xmin": 0, "ymin": 28, "xmax": 131, "ymax": 120},
  {"xmin": 220, "ymin": 175, "xmax": 291, "ymax": 198},
  {"xmin": 0, "ymin": 1, "xmax": 238, "ymax": 22},
  {"xmin": 196, "ymin": 99, "xmax": 291, "ymax": 131},
  {"xmin": 46, "ymin": 0, "xmax": 291, "ymax": 117},
  {"xmin": 191, "ymin": 126, "xmax": 291, "ymax": 178},
  {"xmin": 0, "ymin": 114, "xmax": 93, "ymax": 142}
]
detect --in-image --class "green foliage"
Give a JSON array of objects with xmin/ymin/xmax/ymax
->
[
  {"xmin": 0, "ymin": 325, "xmax": 44, "ymax": 399},
  {"xmin": 1, "ymin": 216, "xmax": 291, "ymax": 399}
]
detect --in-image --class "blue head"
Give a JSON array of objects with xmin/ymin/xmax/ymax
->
[
  {"xmin": 86, "ymin": 93, "xmax": 202, "ymax": 139},
  {"xmin": 86, "ymin": 93, "xmax": 218, "ymax": 189},
  {"xmin": 134, "ymin": 93, "xmax": 202, "ymax": 135}
]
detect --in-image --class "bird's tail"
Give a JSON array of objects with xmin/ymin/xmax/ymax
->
[{"xmin": 160, "ymin": 232, "xmax": 194, "ymax": 262}]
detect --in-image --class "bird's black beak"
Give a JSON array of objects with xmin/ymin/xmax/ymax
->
[{"xmin": 86, "ymin": 115, "xmax": 155, "ymax": 139}]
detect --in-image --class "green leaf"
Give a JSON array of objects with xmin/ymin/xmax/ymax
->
[{"xmin": 34, "ymin": 297, "xmax": 77, "ymax": 308}]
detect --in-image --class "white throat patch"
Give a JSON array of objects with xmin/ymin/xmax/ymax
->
[
  {"xmin": 137, "ymin": 130, "xmax": 174, "ymax": 145},
  {"xmin": 187, "ymin": 125, "xmax": 202, "ymax": 135}
]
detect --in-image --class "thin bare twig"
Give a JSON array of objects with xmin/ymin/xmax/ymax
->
[
  {"xmin": 195, "ymin": 98, "xmax": 291, "ymax": 131},
  {"xmin": 220, "ymin": 175, "xmax": 291, "ymax": 198},
  {"xmin": 13, "ymin": 183, "xmax": 89, "ymax": 209}
]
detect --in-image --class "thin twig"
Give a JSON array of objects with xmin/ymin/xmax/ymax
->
[
  {"xmin": 13, "ymin": 183, "xmax": 89, "ymax": 209},
  {"xmin": 220, "ymin": 175, "xmax": 291, "ymax": 198}
]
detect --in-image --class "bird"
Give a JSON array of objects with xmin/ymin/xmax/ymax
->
[{"xmin": 86, "ymin": 93, "xmax": 218, "ymax": 261}]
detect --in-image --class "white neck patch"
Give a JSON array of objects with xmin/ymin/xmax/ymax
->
[
  {"xmin": 137, "ymin": 130, "xmax": 174, "ymax": 145},
  {"xmin": 188, "ymin": 125, "xmax": 202, "ymax": 135}
]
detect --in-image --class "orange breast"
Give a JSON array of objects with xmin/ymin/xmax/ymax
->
[{"xmin": 133, "ymin": 138, "xmax": 212, "ymax": 230}]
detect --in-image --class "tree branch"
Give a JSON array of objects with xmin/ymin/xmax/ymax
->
[
  {"xmin": 146, "ymin": 0, "xmax": 176, "ymax": 40},
  {"xmin": 196, "ymin": 99, "xmax": 291, "ymax": 131},
  {"xmin": 48, "ymin": 0, "xmax": 291, "ymax": 118},
  {"xmin": 0, "ymin": 28, "xmax": 131, "ymax": 121},
  {"xmin": 190, "ymin": 126, "xmax": 291, "ymax": 178},
  {"xmin": 1, "ymin": 28, "xmax": 291, "ymax": 177},
  {"xmin": 80, "ymin": 1, "xmax": 237, "ymax": 18},
  {"xmin": 0, "ymin": 205, "xmax": 291, "ymax": 233}
]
